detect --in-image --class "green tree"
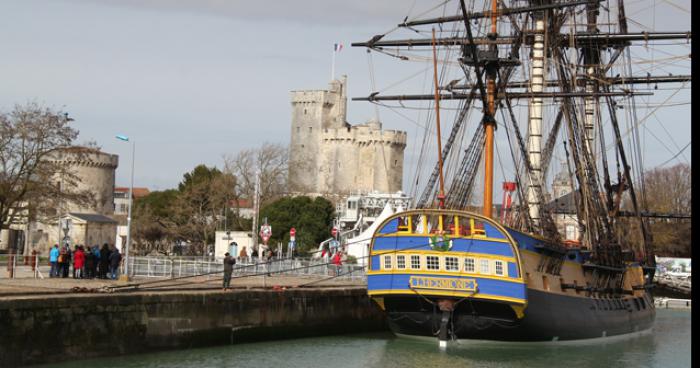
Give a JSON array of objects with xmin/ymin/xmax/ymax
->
[
  {"xmin": 170, "ymin": 165, "xmax": 236, "ymax": 255},
  {"xmin": 259, "ymin": 196, "xmax": 335, "ymax": 255},
  {"xmin": 131, "ymin": 189, "xmax": 179, "ymax": 255}
]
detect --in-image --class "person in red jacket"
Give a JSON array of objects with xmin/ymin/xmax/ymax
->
[
  {"xmin": 331, "ymin": 251, "xmax": 342, "ymax": 276},
  {"xmin": 73, "ymin": 245, "xmax": 85, "ymax": 279}
]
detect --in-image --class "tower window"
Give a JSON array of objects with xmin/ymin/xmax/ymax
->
[
  {"xmin": 297, "ymin": 127, "xmax": 300, "ymax": 133},
  {"xmin": 304, "ymin": 109, "xmax": 307, "ymax": 115},
  {"xmin": 309, "ymin": 127, "xmax": 312, "ymax": 133}
]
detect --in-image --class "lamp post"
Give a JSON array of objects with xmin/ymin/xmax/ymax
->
[{"xmin": 116, "ymin": 134, "xmax": 134, "ymax": 280}]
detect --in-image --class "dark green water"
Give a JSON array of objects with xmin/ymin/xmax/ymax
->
[{"xmin": 40, "ymin": 309, "xmax": 690, "ymax": 368}]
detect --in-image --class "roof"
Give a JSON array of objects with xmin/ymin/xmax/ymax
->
[
  {"xmin": 544, "ymin": 191, "xmax": 578, "ymax": 214},
  {"xmin": 67, "ymin": 213, "xmax": 118, "ymax": 224},
  {"xmin": 114, "ymin": 187, "xmax": 151, "ymax": 198},
  {"xmin": 229, "ymin": 198, "xmax": 253, "ymax": 208}
]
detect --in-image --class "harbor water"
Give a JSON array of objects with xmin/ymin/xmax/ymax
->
[{"xmin": 39, "ymin": 309, "xmax": 690, "ymax": 368}]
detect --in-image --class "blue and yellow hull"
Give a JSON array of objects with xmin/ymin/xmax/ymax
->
[{"xmin": 367, "ymin": 209, "xmax": 655, "ymax": 342}]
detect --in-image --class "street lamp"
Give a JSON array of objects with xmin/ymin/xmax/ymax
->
[{"xmin": 116, "ymin": 134, "xmax": 135, "ymax": 280}]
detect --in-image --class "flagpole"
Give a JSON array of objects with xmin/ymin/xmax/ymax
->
[{"xmin": 331, "ymin": 48, "xmax": 336, "ymax": 80}]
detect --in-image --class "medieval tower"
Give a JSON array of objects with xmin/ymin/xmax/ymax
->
[{"xmin": 288, "ymin": 76, "xmax": 407, "ymax": 196}]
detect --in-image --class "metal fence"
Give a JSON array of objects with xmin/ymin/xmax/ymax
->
[
  {"xmin": 0, "ymin": 254, "xmax": 366, "ymax": 282},
  {"xmin": 0, "ymin": 254, "xmax": 49, "ymax": 279},
  {"xmin": 128, "ymin": 256, "xmax": 366, "ymax": 281}
]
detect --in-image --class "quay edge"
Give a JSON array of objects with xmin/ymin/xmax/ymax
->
[{"xmin": 0, "ymin": 287, "xmax": 386, "ymax": 367}]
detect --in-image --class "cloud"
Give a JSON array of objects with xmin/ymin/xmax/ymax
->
[{"xmin": 67, "ymin": 0, "xmax": 426, "ymax": 26}]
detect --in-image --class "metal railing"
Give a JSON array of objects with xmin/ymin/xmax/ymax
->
[
  {"xmin": 0, "ymin": 254, "xmax": 49, "ymax": 279},
  {"xmin": 1, "ymin": 254, "xmax": 366, "ymax": 282},
  {"xmin": 127, "ymin": 256, "xmax": 366, "ymax": 281}
]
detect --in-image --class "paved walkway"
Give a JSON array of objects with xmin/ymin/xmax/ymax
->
[{"xmin": 0, "ymin": 273, "xmax": 365, "ymax": 298}]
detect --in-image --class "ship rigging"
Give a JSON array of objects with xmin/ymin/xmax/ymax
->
[{"xmin": 354, "ymin": 0, "xmax": 691, "ymax": 345}]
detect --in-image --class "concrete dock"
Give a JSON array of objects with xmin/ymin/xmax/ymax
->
[{"xmin": 0, "ymin": 277, "xmax": 384, "ymax": 367}]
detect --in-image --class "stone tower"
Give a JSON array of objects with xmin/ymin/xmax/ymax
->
[
  {"xmin": 551, "ymin": 161, "xmax": 573, "ymax": 200},
  {"xmin": 288, "ymin": 77, "xmax": 407, "ymax": 197}
]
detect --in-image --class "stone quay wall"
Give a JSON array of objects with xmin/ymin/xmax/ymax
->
[{"xmin": 0, "ymin": 287, "xmax": 385, "ymax": 366}]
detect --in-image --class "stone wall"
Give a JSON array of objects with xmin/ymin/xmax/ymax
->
[
  {"xmin": 0, "ymin": 287, "xmax": 385, "ymax": 366},
  {"xmin": 288, "ymin": 76, "xmax": 406, "ymax": 197}
]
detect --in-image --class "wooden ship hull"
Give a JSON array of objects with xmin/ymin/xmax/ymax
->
[{"xmin": 367, "ymin": 209, "xmax": 656, "ymax": 342}]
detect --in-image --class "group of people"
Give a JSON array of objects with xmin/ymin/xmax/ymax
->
[{"xmin": 48, "ymin": 243, "xmax": 122, "ymax": 280}]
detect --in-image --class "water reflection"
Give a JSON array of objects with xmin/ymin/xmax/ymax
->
[{"xmin": 38, "ymin": 310, "xmax": 689, "ymax": 368}]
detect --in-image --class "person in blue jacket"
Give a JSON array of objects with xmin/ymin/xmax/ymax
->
[{"xmin": 49, "ymin": 244, "xmax": 60, "ymax": 277}]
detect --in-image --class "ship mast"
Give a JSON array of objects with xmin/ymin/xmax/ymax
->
[
  {"xmin": 482, "ymin": 0, "xmax": 498, "ymax": 219},
  {"xmin": 526, "ymin": 10, "xmax": 546, "ymax": 228},
  {"xmin": 431, "ymin": 28, "xmax": 446, "ymax": 209}
]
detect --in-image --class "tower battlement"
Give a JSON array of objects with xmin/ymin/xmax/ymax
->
[{"xmin": 288, "ymin": 77, "xmax": 407, "ymax": 196}]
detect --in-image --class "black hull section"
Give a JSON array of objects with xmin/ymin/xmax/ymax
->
[{"xmin": 383, "ymin": 289, "xmax": 655, "ymax": 341}]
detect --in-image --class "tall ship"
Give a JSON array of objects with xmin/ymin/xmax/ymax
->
[{"xmin": 353, "ymin": 0, "xmax": 691, "ymax": 344}]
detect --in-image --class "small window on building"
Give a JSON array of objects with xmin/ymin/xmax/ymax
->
[
  {"xmin": 480, "ymin": 259, "xmax": 490, "ymax": 274},
  {"xmin": 426, "ymin": 256, "xmax": 439, "ymax": 270},
  {"xmin": 383, "ymin": 255, "xmax": 392, "ymax": 270},
  {"xmin": 394, "ymin": 160, "xmax": 398, "ymax": 166},
  {"xmin": 464, "ymin": 257, "xmax": 475, "ymax": 272},
  {"xmin": 396, "ymin": 255, "xmax": 406, "ymax": 269},
  {"xmin": 410, "ymin": 255, "xmax": 421, "ymax": 269},
  {"xmin": 445, "ymin": 257, "xmax": 459, "ymax": 271},
  {"xmin": 566, "ymin": 225, "xmax": 576, "ymax": 240},
  {"xmin": 304, "ymin": 109, "xmax": 307, "ymax": 115},
  {"xmin": 494, "ymin": 260, "xmax": 504, "ymax": 276}
]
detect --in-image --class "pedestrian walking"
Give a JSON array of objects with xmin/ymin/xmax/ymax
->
[
  {"xmin": 99, "ymin": 243, "xmax": 110, "ymax": 279},
  {"xmin": 239, "ymin": 246, "xmax": 248, "ymax": 263},
  {"xmin": 73, "ymin": 245, "xmax": 85, "ymax": 279},
  {"xmin": 108, "ymin": 246, "xmax": 122, "ymax": 279},
  {"xmin": 222, "ymin": 252, "xmax": 236, "ymax": 291},
  {"xmin": 91, "ymin": 245, "xmax": 100, "ymax": 278},
  {"xmin": 85, "ymin": 246, "xmax": 95, "ymax": 278},
  {"xmin": 265, "ymin": 248, "xmax": 274, "ymax": 276},
  {"xmin": 49, "ymin": 244, "xmax": 59, "ymax": 277},
  {"xmin": 332, "ymin": 251, "xmax": 343, "ymax": 276},
  {"xmin": 60, "ymin": 244, "xmax": 71, "ymax": 278}
]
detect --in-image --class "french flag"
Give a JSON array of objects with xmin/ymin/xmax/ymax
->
[{"xmin": 334, "ymin": 43, "xmax": 343, "ymax": 52}]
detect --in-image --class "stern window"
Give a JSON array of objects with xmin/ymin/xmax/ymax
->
[
  {"xmin": 396, "ymin": 255, "xmax": 406, "ymax": 269},
  {"xmin": 383, "ymin": 255, "xmax": 392, "ymax": 270},
  {"xmin": 445, "ymin": 257, "xmax": 459, "ymax": 271},
  {"xmin": 464, "ymin": 257, "xmax": 475, "ymax": 272},
  {"xmin": 410, "ymin": 255, "xmax": 421, "ymax": 269},
  {"xmin": 426, "ymin": 256, "xmax": 439, "ymax": 270},
  {"xmin": 494, "ymin": 260, "xmax": 504, "ymax": 276},
  {"xmin": 480, "ymin": 259, "xmax": 490, "ymax": 274}
]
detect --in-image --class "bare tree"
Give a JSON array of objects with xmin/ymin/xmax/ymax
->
[
  {"xmin": 0, "ymin": 103, "xmax": 88, "ymax": 234},
  {"xmin": 620, "ymin": 163, "xmax": 691, "ymax": 257},
  {"xmin": 642, "ymin": 163, "xmax": 691, "ymax": 215},
  {"xmin": 223, "ymin": 142, "xmax": 288, "ymax": 205}
]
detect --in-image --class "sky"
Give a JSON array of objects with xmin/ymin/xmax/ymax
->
[{"xmin": 0, "ymin": 0, "xmax": 691, "ymax": 199}]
